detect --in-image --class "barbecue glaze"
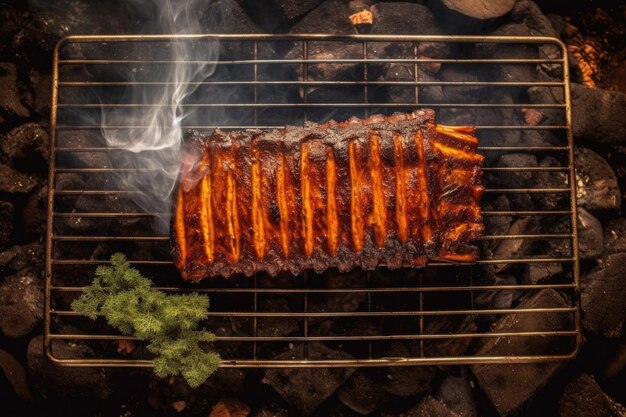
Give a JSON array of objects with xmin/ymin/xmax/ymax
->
[{"xmin": 172, "ymin": 110, "xmax": 484, "ymax": 280}]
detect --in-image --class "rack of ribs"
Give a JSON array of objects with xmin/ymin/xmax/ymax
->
[{"xmin": 172, "ymin": 110, "xmax": 484, "ymax": 280}]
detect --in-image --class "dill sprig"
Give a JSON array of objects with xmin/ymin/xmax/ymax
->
[{"xmin": 71, "ymin": 253, "xmax": 220, "ymax": 387}]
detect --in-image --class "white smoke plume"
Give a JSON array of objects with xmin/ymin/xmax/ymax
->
[{"xmin": 100, "ymin": 0, "xmax": 220, "ymax": 232}]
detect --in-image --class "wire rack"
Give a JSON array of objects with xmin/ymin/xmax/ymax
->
[{"xmin": 45, "ymin": 34, "xmax": 580, "ymax": 368}]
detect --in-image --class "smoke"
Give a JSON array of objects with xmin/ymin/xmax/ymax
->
[{"xmin": 100, "ymin": 0, "xmax": 219, "ymax": 232}]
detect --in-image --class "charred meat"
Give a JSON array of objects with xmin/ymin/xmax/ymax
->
[{"xmin": 172, "ymin": 110, "xmax": 484, "ymax": 280}]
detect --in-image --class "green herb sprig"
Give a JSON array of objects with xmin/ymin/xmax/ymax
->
[{"xmin": 71, "ymin": 253, "xmax": 220, "ymax": 387}]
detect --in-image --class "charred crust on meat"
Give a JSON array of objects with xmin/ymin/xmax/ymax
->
[{"xmin": 172, "ymin": 110, "xmax": 484, "ymax": 280}]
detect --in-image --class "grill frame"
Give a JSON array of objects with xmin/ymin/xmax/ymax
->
[{"xmin": 45, "ymin": 34, "xmax": 581, "ymax": 368}]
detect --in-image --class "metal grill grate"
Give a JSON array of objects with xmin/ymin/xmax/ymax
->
[{"xmin": 45, "ymin": 34, "xmax": 580, "ymax": 368}]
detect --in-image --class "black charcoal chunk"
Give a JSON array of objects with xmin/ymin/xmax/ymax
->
[
  {"xmin": 0, "ymin": 201, "xmax": 14, "ymax": 249},
  {"xmin": 581, "ymin": 252, "xmax": 626, "ymax": 338},
  {"xmin": 0, "ymin": 242, "xmax": 44, "ymax": 275},
  {"xmin": 1, "ymin": 123, "xmax": 49, "ymax": 169},
  {"xmin": 602, "ymin": 217, "xmax": 626, "ymax": 255},
  {"xmin": 0, "ymin": 272, "xmax": 43, "ymax": 338},
  {"xmin": 379, "ymin": 342, "xmax": 436, "ymax": 398},
  {"xmin": 238, "ymin": 0, "xmax": 325, "ymax": 31},
  {"xmin": 0, "ymin": 164, "xmax": 38, "ymax": 193},
  {"xmin": 263, "ymin": 343, "xmax": 355, "ymax": 415},
  {"xmin": 570, "ymin": 84, "xmax": 626, "ymax": 145},
  {"xmin": 337, "ymin": 370, "xmax": 390, "ymax": 415},
  {"xmin": 27, "ymin": 335, "xmax": 110, "ymax": 399},
  {"xmin": 437, "ymin": 373, "xmax": 478, "ymax": 417},
  {"xmin": 472, "ymin": 289, "xmax": 573, "ymax": 416},
  {"xmin": 575, "ymin": 147, "xmax": 621, "ymax": 212},
  {"xmin": 0, "ymin": 63, "xmax": 29, "ymax": 121},
  {"xmin": 559, "ymin": 374, "xmax": 626, "ymax": 417},
  {"xmin": 401, "ymin": 395, "xmax": 462, "ymax": 417},
  {"xmin": 577, "ymin": 208, "xmax": 603, "ymax": 260},
  {"xmin": 525, "ymin": 263, "xmax": 563, "ymax": 284}
]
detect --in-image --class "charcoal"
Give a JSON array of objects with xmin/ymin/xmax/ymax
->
[
  {"xmin": 526, "ymin": 79, "xmax": 566, "ymax": 126},
  {"xmin": 308, "ymin": 270, "xmax": 367, "ymax": 320},
  {"xmin": 0, "ymin": 272, "xmax": 43, "ymax": 338},
  {"xmin": 28, "ymin": 0, "xmax": 130, "ymax": 39},
  {"xmin": 509, "ymin": 0, "xmax": 559, "ymax": 38},
  {"xmin": 575, "ymin": 147, "xmax": 621, "ymax": 212},
  {"xmin": 201, "ymin": 369, "xmax": 247, "ymax": 395},
  {"xmin": 401, "ymin": 396, "xmax": 462, "ymax": 417},
  {"xmin": 371, "ymin": 2, "xmax": 442, "ymax": 35},
  {"xmin": 472, "ymin": 289, "xmax": 572, "ymax": 417},
  {"xmin": 474, "ymin": 275, "xmax": 520, "ymax": 313},
  {"xmin": 382, "ymin": 63, "xmax": 444, "ymax": 105},
  {"xmin": 21, "ymin": 183, "xmax": 47, "ymax": 235},
  {"xmin": 559, "ymin": 374, "xmax": 626, "ymax": 417},
  {"xmin": 481, "ymin": 195, "xmax": 513, "ymax": 257},
  {"xmin": 473, "ymin": 23, "xmax": 538, "ymax": 90},
  {"xmin": 437, "ymin": 373, "xmax": 478, "ymax": 417},
  {"xmin": 200, "ymin": 0, "xmax": 263, "ymax": 63},
  {"xmin": 507, "ymin": 192, "xmax": 535, "ymax": 211},
  {"xmin": 10, "ymin": 1, "xmax": 130, "ymax": 69},
  {"xmin": 424, "ymin": 315, "xmax": 478, "ymax": 359},
  {"xmin": 531, "ymin": 155, "xmax": 569, "ymax": 210},
  {"xmin": 492, "ymin": 217, "xmax": 539, "ymax": 273},
  {"xmin": 511, "ymin": 0, "xmax": 562, "ymax": 78},
  {"xmin": 0, "ymin": 62, "xmax": 29, "ymax": 122},
  {"xmin": 290, "ymin": 0, "xmax": 364, "ymax": 34},
  {"xmin": 0, "ymin": 164, "xmax": 38, "ymax": 193},
  {"xmin": 28, "ymin": 69, "xmax": 52, "ymax": 117},
  {"xmin": 56, "ymin": 130, "xmax": 110, "ymax": 169},
  {"xmin": 1, "ymin": 123, "xmax": 49, "ymax": 170},
  {"xmin": 286, "ymin": 0, "xmax": 368, "ymax": 109},
  {"xmin": 541, "ymin": 216, "xmax": 572, "ymax": 258},
  {"xmin": 570, "ymin": 83, "xmax": 626, "ymax": 144},
  {"xmin": 602, "ymin": 217, "xmax": 626, "ymax": 255},
  {"xmin": 337, "ymin": 370, "xmax": 390, "ymax": 415},
  {"xmin": 263, "ymin": 342, "xmax": 356, "ymax": 416},
  {"xmin": 378, "ymin": 342, "xmax": 436, "ymax": 398},
  {"xmin": 0, "ymin": 201, "xmax": 14, "ymax": 249},
  {"xmin": 311, "ymin": 314, "xmax": 384, "ymax": 342},
  {"xmin": 577, "ymin": 208, "xmax": 603, "ymax": 260},
  {"xmin": 508, "ymin": 0, "xmax": 561, "ymax": 76},
  {"xmin": 522, "ymin": 130, "xmax": 561, "ymax": 148},
  {"xmin": 27, "ymin": 335, "xmax": 110, "ymax": 399},
  {"xmin": 437, "ymin": 108, "xmax": 477, "ymax": 126},
  {"xmin": 0, "ymin": 5, "xmax": 23, "ymax": 58},
  {"xmin": 525, "ymin": 263, "xmax": 563, "ymax": 284},
  {"xmin": 256, "ymin": 297, "xmax": 300, "ymax": 338},
  {"xmin": 206, "ymin": 317, "xmax": 254, "ymax": 363},
  {"xmin": 369, "ymin": 2, "xmax": 449, "ymax": 66},
  {"xmin": 238, "ymin": 0, "xmax": 325, "ymax": 31},
  {"xmin": 0, "ymin": 348, "xmax": 31, "ymax": 402},
  {"xmin": 439, "ymin": 65, "xmax": 493, "ymax": 104},
  {"xmin": 201, "ymin": 0, "xmax": 260, "ymax": 33},
  {"xmin": 606, "ymin": 343, "xmax": 626, "ymax": 379},
  {"xmin": 0, "ymin": 242, "xmax": 43, "ymax": 275},
  {"xmin": 493, "ymin": 153, "xmax": 538, "ymax": 188},
  {"xmin": 581, "ymin": 252, "xmax": 626, "ymax": 338}
]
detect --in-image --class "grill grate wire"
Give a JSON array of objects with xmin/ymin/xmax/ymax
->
[{"xmin": 45, "ymin": 34, "xmax": 580, "ymax": 367}]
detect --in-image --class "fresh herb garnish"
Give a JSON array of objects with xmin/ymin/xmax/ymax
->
[{"xmin": 71, "ymin": 253, "xmax": 220, "ymax": 387}]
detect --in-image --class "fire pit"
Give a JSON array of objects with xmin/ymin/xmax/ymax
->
[
  {"xmin": 3, "ymin": 1, "xmax": 626, "ymax": 416},
  {"xmin": 45, "ymin": 34, "xmax": 579, "ymax": 368}
]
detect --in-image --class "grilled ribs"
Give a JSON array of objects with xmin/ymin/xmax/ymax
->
[{"xmin": 172, "ymin": 110, "xmax": 484, "ymax": 280}]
